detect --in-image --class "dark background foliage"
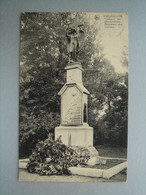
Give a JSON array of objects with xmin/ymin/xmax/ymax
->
[{"xmin": 19, "ymin": 12, "xmax": 128, "ymax": 158}]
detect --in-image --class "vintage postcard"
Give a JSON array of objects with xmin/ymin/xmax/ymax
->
[{"xmin": 19, "ymin": 12, "xmax": 128, "ymax": 182}]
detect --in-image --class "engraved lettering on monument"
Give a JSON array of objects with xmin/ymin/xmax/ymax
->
[{"xmin": 62, "ymin": 86, "xmax": 82, "ymax": 125}]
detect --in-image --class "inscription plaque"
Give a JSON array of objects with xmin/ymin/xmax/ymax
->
[{"xmin": 62, "ymin": 86, "xmax": 82, "ymax": 125}]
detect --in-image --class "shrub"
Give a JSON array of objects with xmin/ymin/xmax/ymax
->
[{"xmin": 27, "ymin": 136, "xmax": 90, "ymax": 175}]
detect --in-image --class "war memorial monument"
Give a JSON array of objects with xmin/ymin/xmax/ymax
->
[{"xmin": 55, "ymin": 22, "xmax": 94, "ymax": 147}]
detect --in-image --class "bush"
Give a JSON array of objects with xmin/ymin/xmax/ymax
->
[{"xmin": 27, "ymin": 136, "xmax": 90, "ymax": 176}]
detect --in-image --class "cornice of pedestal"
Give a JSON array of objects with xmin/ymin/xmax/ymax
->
[
  {"xmin": 65, "ymin": 62, "xmax": 83, "ymax": 71},
  {"xmin": 58, "ymin": 82, "xmax": 90, "ymax": 95}
]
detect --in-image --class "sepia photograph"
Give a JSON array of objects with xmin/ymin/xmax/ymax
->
[{"xmin": 19, "ymin": 12, "xmax": 128, "ymax": 182}]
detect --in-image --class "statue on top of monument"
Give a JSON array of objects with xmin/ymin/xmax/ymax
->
[{"xmin": 66, "ymin": 19, "xmax": 84, "ymax": 63}]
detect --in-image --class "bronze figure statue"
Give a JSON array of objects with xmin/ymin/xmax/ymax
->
[{"xmin": 66, "ymin": 22, "xmax": 84, "ymax": 63}]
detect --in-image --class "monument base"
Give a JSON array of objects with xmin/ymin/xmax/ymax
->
[{"xmin": 55, "ymin": 124, "xmax": 93, "ymax": 147}]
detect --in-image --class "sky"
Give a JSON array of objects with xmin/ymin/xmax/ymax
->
[{"xmin": 87, "ymin": 13, "xmax": 128, "ymax": 73}]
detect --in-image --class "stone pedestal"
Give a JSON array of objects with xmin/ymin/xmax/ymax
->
[
  {"xmin": 55, "ymin": 62, "xmax": 93, "ymax": 147},
  {"xmin": 55, "ymin": 124, "xmax": 93, "ymax": 147}
]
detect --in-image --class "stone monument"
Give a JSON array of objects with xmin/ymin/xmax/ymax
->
[
  {"xmin": 55, "ymin": 62, "xmax": 93, "ymax": 146},
  {"xmin": 55, "ymin": 19, "xmax": 93, "ymax": 147}
]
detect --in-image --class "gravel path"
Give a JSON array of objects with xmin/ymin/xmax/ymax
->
[{"xmin": 19, "ymin": 169, "xmax": 126, "ymax": 182}]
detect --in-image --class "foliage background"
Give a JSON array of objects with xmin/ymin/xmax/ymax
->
[{"xmin": 19, "ymin": 12, "xmax": 128, "ymax": 158}]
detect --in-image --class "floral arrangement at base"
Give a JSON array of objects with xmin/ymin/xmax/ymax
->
[{"xmin": 27, "ymin": 136, "xmax": 90, "ymax": 176}]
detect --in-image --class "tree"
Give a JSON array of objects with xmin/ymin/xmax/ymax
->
[
  {"xmin": 19, "ymin": 12, "xmax": 103, "ymax": 157},
  {"xmin": 19, "ymin": 13, "xmax": 70, "ymax": 157}
]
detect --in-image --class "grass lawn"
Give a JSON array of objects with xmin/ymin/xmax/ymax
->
[
  {"xmin": 95, "ymin": 145, "xmax": 127, "ymax": 158},
  {"xmin": 82, "ymin": 159, "xmax": 126, "ymax": 169}
]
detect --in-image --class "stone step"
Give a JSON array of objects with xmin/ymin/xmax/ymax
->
[
  {"xmin": 69, "ymin": 161, "xmax": 127, "ymax": 179},
  {"xmin": 102, "ymin": 161, "xmax": 127, "ymax": 179},
  {"xmin": 68, "ymin": 167, "xmax": 103, "ymax": 178}
]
